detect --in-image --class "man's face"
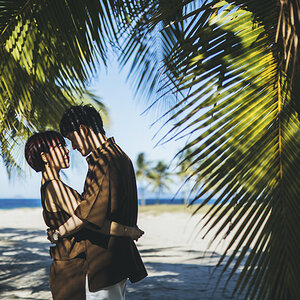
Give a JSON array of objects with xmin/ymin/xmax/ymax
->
[{"xmin": 67, "ymin": 128, "xmax": 92, "ymax": 157}]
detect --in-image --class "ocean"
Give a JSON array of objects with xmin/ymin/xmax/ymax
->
[
  {"xmin": 0, "ymin": 198, "xmax": 42, "ymax": 209},
  {"xmin": 0, "ymin": 198, "xmax": 192, "ymax": 209}
]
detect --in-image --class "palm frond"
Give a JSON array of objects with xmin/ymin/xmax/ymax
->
[
  {"xmin": 117, "ymin": 0, "xmax": 186, "ymax": 110},
  {"xmin": 153, "ymin": 1, "xmax": 300, "ymax": 299},
  {"xmin": 0, "ymin": 0, "xmax": 119, "ymax": 173}
]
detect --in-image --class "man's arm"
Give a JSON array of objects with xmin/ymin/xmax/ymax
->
[
  {"xmin": 45, "ymin": 179, "xmax": 144, "ymax": 241},
  {"xmin": 48, "ymin": 217, "xmax": 144, "ymax": 242}
]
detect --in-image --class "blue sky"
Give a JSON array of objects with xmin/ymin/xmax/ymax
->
[{"xmin": 0, "ymin": 59, "xmax": 182, "ymax": 198}]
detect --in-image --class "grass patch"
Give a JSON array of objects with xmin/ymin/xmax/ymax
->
[{"xmin": 138, "ymin": 204, "xmax": 215, "ymax": 215}]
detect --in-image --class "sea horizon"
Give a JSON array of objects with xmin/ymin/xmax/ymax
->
[{"xmin": 0, "ymin": 197, "xmax": 211, "ymax": 209}]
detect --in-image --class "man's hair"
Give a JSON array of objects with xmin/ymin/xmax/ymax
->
[
  {"xmin": 59, "ymin": 105, "xmax": 105, "ymax": 137},
  {"xmin": 24, "ymin": 131, "xmax": 66, "ymax": 172}
]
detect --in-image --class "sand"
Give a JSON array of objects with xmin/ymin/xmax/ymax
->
[{"xmin": 0, "ymin": 207, "xmax": 244, "ymax": 300}]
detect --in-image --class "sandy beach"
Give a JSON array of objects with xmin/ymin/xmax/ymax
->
[{"xmin": 0, "ymin": 206, "xmax": 244, "ymax": 300}]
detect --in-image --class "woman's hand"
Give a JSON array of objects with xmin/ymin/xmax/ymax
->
[
  {"xmin": 47, "ymin": 228, "xmax": 56, "ymax": 244},
  {"xmin": 128, "ymin": 225, "xmax": 144, "ymax": 241}
]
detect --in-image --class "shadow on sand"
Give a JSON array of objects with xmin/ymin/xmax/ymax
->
[
  {"xmin": 127, "ymin": 247, "xmax": 246, "ymax": 300},
  {"xmin": 0, "ymin": 228, "xmax": 246, "ymax": 300},
  {"xmin": 0, "ymin": 228, "xmax": 51, "ymax": 299}
]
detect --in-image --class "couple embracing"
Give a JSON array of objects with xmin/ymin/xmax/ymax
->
[{"xmin": 24, "ymin": 105, "xmax": 147, "ymax": 299}]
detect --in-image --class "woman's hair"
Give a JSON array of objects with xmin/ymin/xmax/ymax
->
[
  {"xmin": 25, "ymin": 131, "xmax": 66, "ymax": 172},
  {"xmin": 59, "ymin": 104, "xmax": 105, "ymax": 137}
]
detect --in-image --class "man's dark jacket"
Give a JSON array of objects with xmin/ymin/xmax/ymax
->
[{"xmin": 75, "ymin": 137, "xmax": 147, "ymax": 291}]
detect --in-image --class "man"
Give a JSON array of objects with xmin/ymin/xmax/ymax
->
[{"xmin": 55, "ymin": 104, "xmax": 147, "ymax": 299}]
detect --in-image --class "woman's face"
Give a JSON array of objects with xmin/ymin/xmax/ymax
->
[{"xmin": 44, "ymin": 143, "xmax": 70, "ymax": 171}]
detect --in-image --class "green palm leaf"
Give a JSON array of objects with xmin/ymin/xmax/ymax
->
[
  {"xmin": 117, "ymin": 0, "xmax": 185, "ymax": 105},
  {"xmin": 119, "ymin": 0, "xmax": 300, "ymax": 299},
  {"xmin": 157, "ymin": 1, "xmax": 300, "ymax": 299},
  {"xmin": 0, "ymin": 0, "xmax": 118, "ymax": 172}
]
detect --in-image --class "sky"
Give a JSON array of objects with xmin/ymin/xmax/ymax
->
[{"xmin": 0, "ymin": 58, "xmax": 183, "ymax": 198}]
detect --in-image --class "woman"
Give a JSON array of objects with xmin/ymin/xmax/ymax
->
[{"xmin": 25, "ymin": 131, "xmax": 143, "ymax": 299}]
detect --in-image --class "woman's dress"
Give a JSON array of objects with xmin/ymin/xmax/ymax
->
[{"xmin": 41, "ymin": 180, "xmax": 87, "ymax": 300}]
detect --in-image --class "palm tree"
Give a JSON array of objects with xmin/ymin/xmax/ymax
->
[
  {"xmin": 135, "ymin": 152, "xmax": 153, "ymax": 205},
  {"xmin": 1, "ymin": 1, "xmax": 299, "ymax": 299},
  {"xmin": 0, "ymin": 0, "xmax": 115, "ymax": 173},
  {"xmin": 175, "ymin": 148, "xmax": 195, "ymax": 204},
  {"xmin": 148, "ymin": 160, "xmax": 173, "ymax": 204},
  {"xmin": 175, "ymin": 147, "xmax": 211, "ymax": 204},
  {"xmin": 117, "ymin": 1, "xmax": 300, "ymax": 299}
]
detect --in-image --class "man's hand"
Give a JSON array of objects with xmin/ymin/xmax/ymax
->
[{"xmin": 128, "ymin": 226, "xmax": 144, "ymax": 241}]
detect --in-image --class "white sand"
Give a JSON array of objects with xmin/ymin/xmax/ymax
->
[{"xmin": 0, "ymin": 207, "xmax": 243, "ymax": 300}]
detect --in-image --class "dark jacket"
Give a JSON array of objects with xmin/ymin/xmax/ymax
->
[{"xmin": 75, "ymin": 137, "xmax": 147, "ymax": 292}]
